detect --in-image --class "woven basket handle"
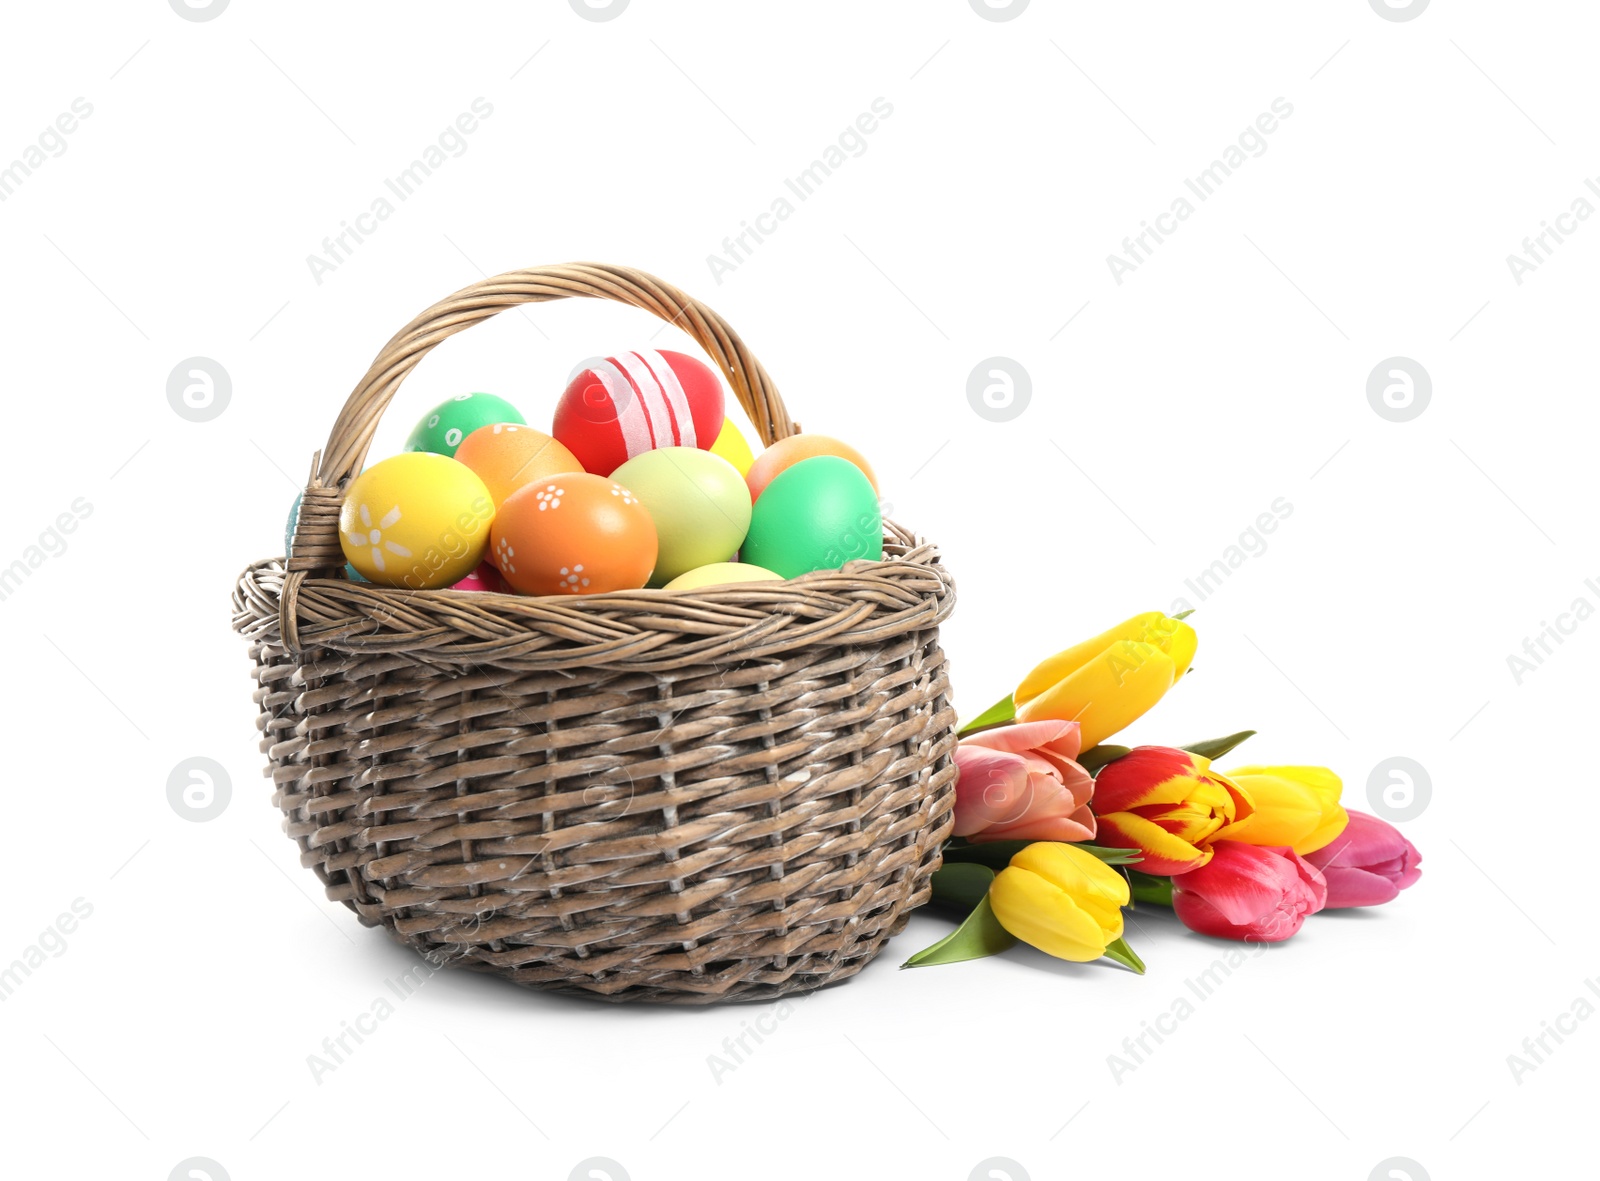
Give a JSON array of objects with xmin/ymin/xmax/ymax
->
[{"xmin": 285, "ymin": 262, "xmax": 794, "ymax": 578}]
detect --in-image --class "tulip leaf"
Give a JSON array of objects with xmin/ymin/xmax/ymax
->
[
  {"xmin": 957, "ymin": 693, "xmax": 1015, "ymax": 735},
  {"xmin": 941, "ymin": 839, "xmax": 1027, "ymax": 870},
  {"xmin": 1078, "ymin": 744, "xmax": 1131, "ymax": 774},
  {"xmin": 1181, "ymin": 730, "xmax": 1256, "ymax": 762},
  {"xmin": 1125, "ymin": 869, "xmax": 1174, "ymax": 907},
  {"xmin": 1078, "ymin": 844, "xmax": 1146, "ymax": 865},
  {"xmin": 928, "ymin": 862, "xmax": 996, "ymax": 917},
  {"xmin": 902, "ymin": 896, "xmax": 1016, "ymax": 969},
  {"xmin": 943, "ymin": 839, "xmax": 1143, "ymax": 869},
  {"xmin": 1102, "ymin": 936, "xmax": 1146, "ymax": 974}
]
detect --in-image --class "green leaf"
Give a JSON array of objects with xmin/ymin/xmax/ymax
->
[
  {"xmin": 958, "ymin": 693, "xmax": 1015, "ymax": 735},
  {"xmin": 1102, "ymin": 936, "xmax": 1146, "ymax": 974},
  {"xmin": 1172, "ymin": 609, "xmax": 1194, "ymax": 620},
  {"xmin": 1078, "ymin": 744, "xmax": 1131, "ymax": 774},
  {"xmin": 1126, "ymin": 869, "xmax": 1174, "ymax": 907},
  {"xmin": 1181, "ymin": 730, "xmax": 1256, "ymax": 762},
  {"xmin": 928, "ymin": 862, "xmax": 996, "ymax": 916},
  {"xmin": 943, "ymin": 839, "xmax": 1144, "ymax": 870},
  {"xmin": 902, "ymin": 896, "xmax": 1016, "ymax": 968},
  {"xmin": 940, "ymin": 840, "xmax": 1026, "ymax": 870}
]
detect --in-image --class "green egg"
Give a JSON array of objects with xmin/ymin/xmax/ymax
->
[
  {"xmin": 612, "ymin": 447, "xmax": 752, "ymax": 586},
  {"xmin": 742, "ymin": 455, "xmax": 882, "ymax": 578},
  {"xmin": 405, "ymin": 392, "xmax": 525, "ymax": 457}
]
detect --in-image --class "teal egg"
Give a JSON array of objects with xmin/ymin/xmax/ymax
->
[
  {"xmin": 405, "ymin": 392, "xmax": 525, "ymax": 457},
  {"xmin": 287, "ymin": 490, "xmax": 366, "ymax": 582},
  {"xmin": 285, "ymin": 491, "xmax": 301, "ymax": 556},
  {"xmin": 742, "ymin": 455, "xmax": 882, "ymax": 578}
]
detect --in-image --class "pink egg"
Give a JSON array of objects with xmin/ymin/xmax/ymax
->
[{"xmin": 449, "ymin": 561, "xmax": 507, "ymax": 593}]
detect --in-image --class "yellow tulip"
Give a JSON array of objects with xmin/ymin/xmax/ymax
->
[
  {"xmin": 1013, "ymin": 612, "xmax": 1198, "ymax": 749},
  {"xmin": 1215, "ymin": 765, "xmax": 1349, "ymax": 855},
  {"xmin": 988, "ymin": 842, "xmax": 1128, "ymax": 962}
]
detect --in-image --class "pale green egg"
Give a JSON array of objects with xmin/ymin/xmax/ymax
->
[{"xmin": 611, "ymin": 448, "xmax": 751, "ymax": 586}]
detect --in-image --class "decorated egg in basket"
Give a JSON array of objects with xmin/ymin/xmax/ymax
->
[
  {"xmin": 746, "ymin": 434, "xmax": 878, "ymax": 502},
  {"xmin": 742, "ymin": 455, "xmax": 882, "ymax": 578},
  {"xmin": 489, "ymin": 472, "xmax": 657, "ymax": 595},
  {"xmin": 338, "ymin": 453, "xmax": 494, "ymax": 588},
  {"xmin": 454, "ymin": 422, "xmax": 584, "ymax": 509},
  {"xmin": 710, "ymin": 417, "xmax": 755, "ymax": 476},
  {"xmin": 405, "ymin": 392, "xmax": 525, "ymax": 457},
  {"xmin": 611, "ymin": 447, "xmax": 751, "ymax": 586},
  {"xmin": 553, "ymin": 350, "xmax": 724, "ymax": 476}
]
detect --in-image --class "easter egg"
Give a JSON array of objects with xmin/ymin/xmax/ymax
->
[
  {"xmin": 553, "ymin": 350, "xmax": 725, "ymax": 476},
  {"xmin": 742, "ymin": 456, "xmax": 882, "ymax": 578},
  {"xmin": 285, "ymin": 492, "xmax": 300, "ymax": 556},
  {"xmin": 745, "ymin": 434, "xmax": 878, "ymax": 503},
  {"xmin": 454, "ymin": 422, "xmax": 584, "ymax": 509},
  {"xmin": 663, "ymin": 562, "xmax": 783, "ymax": 591},
  {"xmin": 489, "ymin": 473, "xmax": 657, "ymax": 595},
  {"xmin": 287, "ymin": 490, "xmax": 366, "ymax": 581},
  {"xmin": 450, "ymin": 561, "xmax": 507, "ymax": 593},
  {"xmin": 611, "ymin": 448, "xmax": 751, "ymax": 586},
  {"xmin": 405, "ymin": 392, "xmax": 525, "ymax": 457},
  {"xmin": 339, "ymin": 453, "xmax": 494, "ymax": 588},
  {"xmin": 710, "ymin": 417, "xmax": 755, "ymax": 476}
]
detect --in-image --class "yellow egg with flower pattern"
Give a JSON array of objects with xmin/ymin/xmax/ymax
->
[{"xmin": 338, "ymin": 453, "xmax": 494, "ymax": 589}]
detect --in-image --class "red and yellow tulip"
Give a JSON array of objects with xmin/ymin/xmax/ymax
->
[
  {"xmin": 1092, "ymin": 746, "xmax": 1254, "ymax": 875},
  {"xmin": 1013, "ymin": 612, "xmax": 1197, "ymax": 749}
]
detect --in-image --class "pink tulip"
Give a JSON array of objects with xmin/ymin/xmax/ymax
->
[
  {"xmin": 1303, "ymin": 810, "xmax": 1422, "ymax": 908},
  {"xmin": 1171, "ymin": 841, "xmax": 1327, "ymax": 942},
  {"xmin": 951, "ymin": 720, "xmax": 1096, "ymax": 843}
]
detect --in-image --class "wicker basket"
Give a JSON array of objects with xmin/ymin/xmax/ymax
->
[{"xmin": 232, "ymin": 263, "xmax": 958, "ymax": 1003}]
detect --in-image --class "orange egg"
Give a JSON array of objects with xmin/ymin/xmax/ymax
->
[
  {"xmin": 454, "ymin": 422, "xmax": 585, "ymax": 510},
  {"xmin": 489, "ymin": 473, "xmax": 657, "ymax": 595},
  {"xmin": 746, "ymin": 434, "xmax": 878, "ymax": 502}
]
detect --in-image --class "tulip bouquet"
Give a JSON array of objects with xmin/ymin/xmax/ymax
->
[{"xmin": 906, "ymin": 612, "xmax": 1423, "ymax": 972}]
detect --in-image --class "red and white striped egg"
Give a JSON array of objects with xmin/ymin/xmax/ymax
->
[{"xmin": 552, "ymin": 349, "xmax": 726, "ymax": 476}]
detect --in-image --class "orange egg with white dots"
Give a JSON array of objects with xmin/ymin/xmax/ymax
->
[
  {"xmin": 488, "ymin": 473, "xmax": 657, "ymax": 596},
  {"xmin": 453, "ymin": 422, "xmax": 584, "ymax": 510}
]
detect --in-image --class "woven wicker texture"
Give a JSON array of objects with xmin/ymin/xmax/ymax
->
[{"xmin": 233, "ymin": 264, "xmax": 957, "ymax": 1003}]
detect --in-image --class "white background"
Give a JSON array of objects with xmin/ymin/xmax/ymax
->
[{"xmin": 1, "ymin": 1, "xmax": 1591, "ymax": 1178}]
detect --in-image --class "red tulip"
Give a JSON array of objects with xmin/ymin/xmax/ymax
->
[
  {"xmin": 951, "ymin": 720, "xmax": 1096, "ymax": 843},
  {"xmin": 1303, "ymin": 810, "xmax": 1422, "ymax": 908},
  {"xmin": 1171, "ymin": 842, "xmax": 1327, "ymax": 942}
]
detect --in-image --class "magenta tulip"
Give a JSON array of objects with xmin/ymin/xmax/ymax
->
[
  {"xmin": 1171, "ymin": 841, "xmax": 1327, "ymax": 942},
  {"xmin": 951, "ymin": 719, "xmax": 1096, "ymax": 843},
  {"xmin": 1302, "ymin": 809, "xmax": 1422, "ymax": 908}
]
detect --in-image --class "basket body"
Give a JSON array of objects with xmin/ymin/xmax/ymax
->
[{"xmin": 234, "ymin": 530, "xmax": 957, "ymax": 1003}]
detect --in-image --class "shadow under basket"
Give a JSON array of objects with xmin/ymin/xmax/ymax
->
[{"xmin": 232, "ymin": 263, "xmax": 958, "ymax": 1003}]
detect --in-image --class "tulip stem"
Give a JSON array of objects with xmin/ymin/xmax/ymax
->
[{"xmin": 1126, "ymin": 870, "xmax": 1174, "ymax": 908}]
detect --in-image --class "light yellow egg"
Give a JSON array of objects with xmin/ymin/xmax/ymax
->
[
  {"xmin": 662, "ymin": 562, "xmax": 783, "ymax": 591},
  {"xmin": 710, "ymin": 417, "xmax": 756, "ymax": 477},
  {"xmin": 339, "ymin": 453, "xmax": 494, "ymax": 589}
]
